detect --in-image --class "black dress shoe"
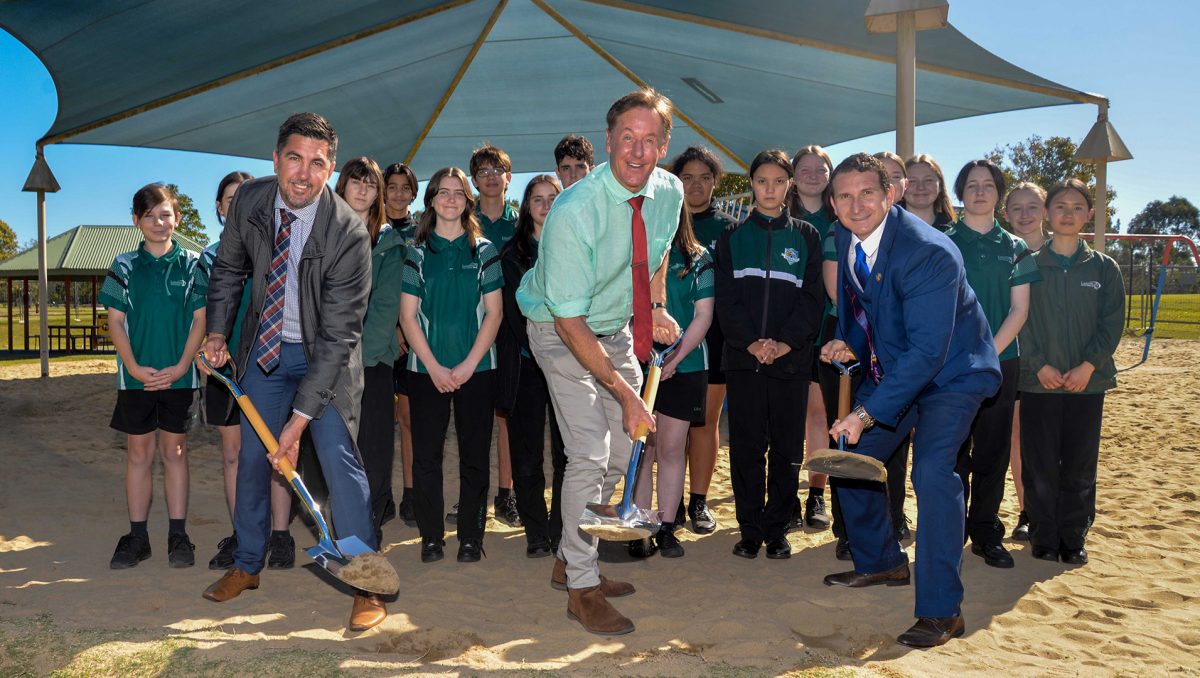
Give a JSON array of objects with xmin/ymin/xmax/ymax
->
[
  {"xmin": 971, "ymin": 542, "xmax": 1015, "ymax": 568},
  {"xmin": 1030, "ymin": 545, "xmax": 1059, "ymax": 562},
  {"xmin": 457, "ymin": 537, "xmax": 485, "ymax": 563},
  {"xmin": 526, "ymin": 540, "xmax": 553, "ymax": 558},
  {"xmin": 1060, "ymin": 547, "xmax": 1088, "ymax": 565},
  {"xmin": 896, "ymin": 615, "xmax": 964, "ymax": 648},
  {"xmin": 420, "ymin": 538, "xmax": 445, "ymax": 563},
  {"xmin": 731, "ymin": 538, "xmax": 761, "ymax": 559},
  {"xmin": 835, "ymin": 536, "xmax": 853, "ymax": 562},
  {"xmin": 1010, "ymin": 511, "xmax": 1030, "ymax": 541},
  {"xmin": 765, "ymin": 537, "xmax": 791, "ymax": 559},
  {"xmin": 824, "ymin": 561, "xmax": 910, "ymax": 587}
]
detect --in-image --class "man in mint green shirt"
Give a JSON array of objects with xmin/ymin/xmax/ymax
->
[{"xmin": 517, "ymin": 89, "xmax": 683, "ymax": 637}]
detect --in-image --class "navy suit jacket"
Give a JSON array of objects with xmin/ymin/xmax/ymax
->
[{"xmin": 834, "ymin": 205, "xmax": 1001, "ymax": 427}]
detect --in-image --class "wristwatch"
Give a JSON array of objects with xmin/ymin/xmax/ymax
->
[
  {"xmin": 852, "ymin": 404, "xmax": 875, "ymax": 429},
  {"xmin": 651, "ymin": 302, "xmax": 667, "ymax": 310}
]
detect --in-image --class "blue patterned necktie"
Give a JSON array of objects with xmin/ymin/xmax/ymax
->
[
  {"xmin": 845, "ymin": 242, "xmax": 883, "ymax": 384},
  {"xmin": 854, "ymin": 242, "xmax": 870, "ymax": 290},
  {"xmin": 256, "ymin": 209, "xmax": 293, "ymax": 372}
]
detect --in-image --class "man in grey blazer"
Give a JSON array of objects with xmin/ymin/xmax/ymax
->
[{"xmin": 200, "ymin": 112, "xmax": 384, "ymax": 632}]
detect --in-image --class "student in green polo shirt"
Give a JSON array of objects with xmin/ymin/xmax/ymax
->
[
  {"xmin": 400, "ymin": 166, "xmax": 503, "ymax": 565},
  {"xmin": 629, "ymin": 207, "xmax": 714, "ymax": 559},
  {"xmin": 336, "ymin": 157, "xmax": 402, "ymax": 547},
  {"xmin": 947, "ymin": 159, "xmax": 1040, "ymax": 569},
  {"xmin": 102, "ymin": 183, "xmax": 207, "ymax": 570},
  {"xmin": 1002, "ymin": 181, "xmax": 1050, "ymax": 541},
  {"xmin": 670, "ymin": 146, "xmax": 735, "ymax": 535},
  {"xmin": 1018, "ymin": 179, "xmax": 1124, "ymax": 566},
  {"xmin": 715, "ymin": 149, "xmax": 823, "ymax": 561},
  {"xmin": 469, "ymin": 144, "xmax": 520, "ymax": 527},
  {"xmin": 788, "ymin": 145, "xmax": 838, "ymax": 531}
]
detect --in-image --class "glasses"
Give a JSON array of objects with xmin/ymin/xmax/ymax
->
[{"xmin": 474, "ymin": 167, "xmax": 506, "ymax": 179}]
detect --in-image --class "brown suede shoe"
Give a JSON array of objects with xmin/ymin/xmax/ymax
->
[
  {"xmin": 567, "ymin": 585, "xmax": 634, "ymax": 636},
  {"xmin": 202, "ymin": 567, "xmax": 260, "ymax": 602},
  {"xmin": 823, "ymin": 562, "xmax": 911, "ymax": 588},
  {"xmin": 348, "ymin": 592, "xmax": 387, "ymax": 632},
  {"xmin": 551, "ymin": 557, "xmax": 635, "ymax": 597}
]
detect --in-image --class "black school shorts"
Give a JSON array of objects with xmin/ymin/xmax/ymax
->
[
  {"xmin": 653, "ymin": 370, "xmax": 708, "ymax": 424},
  {"xmin": 110, "ymin": 388, "xmax": 196, "ymax": 435}
]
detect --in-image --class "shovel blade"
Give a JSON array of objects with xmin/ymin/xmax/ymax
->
[
  {"xmin": 305, "ymin": 536, "xmax": 400, "ymax": 595},
  {"xmin": 580, "ymin": 504, "xmax": 657, "ymax": 541},
  {"xmin": 802, "ymin": 448, "xmax": 888, "ymax": 482}
]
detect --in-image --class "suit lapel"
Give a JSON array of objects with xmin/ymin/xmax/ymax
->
[{"xmin": 864, "ymin": 206, "xmax": 901, "ymax": 300}]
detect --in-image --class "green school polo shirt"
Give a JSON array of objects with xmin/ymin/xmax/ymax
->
[
  {"xmin": 946, "ymin": 219, "xmax": 1041, "ymax": 361},
  {"xmin": 797, "ymin": 206, "xmax": 834, "ymax": 240},
  {"xmin": 100, "ymin": 241, "xmax": 206, "ymax": 390},
  {"xmin": 200, "ymin": 240, "xmax": 252, "ymax": 376},
  {"xmin": 477, "ymin": 203, "xmax": 518, "ymax": 248},
  {"xmin": 517, "ymin": 162, "xmax": 684, "ymax": 335},
  {"xmin": 402, "ymin": 232, "xmax": 503, "ymax": 374},
  {"xmin": 666, "ymin": 246, "xmax": 715, "ymax": 373},
  {"xmin": 691, "ymin": 207, "xmax": 735, "ymax": 258}
]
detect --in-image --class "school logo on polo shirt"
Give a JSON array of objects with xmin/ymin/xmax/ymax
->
[{"xmin": 781, "ymin": 247, "xmax": 800, "ymax": 265}]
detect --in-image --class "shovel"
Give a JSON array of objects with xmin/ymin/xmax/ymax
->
[
  {"xmin": 198, "ymin": 352, "xmax": 400, "ymax": 595},
  {"xmin": 801, "ymin": 359, "xmax": 888, "ymax": 483},
  {"xmin": 580, "ymin": 337, "xmax": 682, "ymax": 541}
]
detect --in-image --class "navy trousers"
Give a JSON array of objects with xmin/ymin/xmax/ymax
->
[
  {"xmin": 836, "ymin": 385, "xmax": 983, "ymax": 618},
  {"xmin": 233, "ymin": 342, "xmax": 375, "ymax": 573}
]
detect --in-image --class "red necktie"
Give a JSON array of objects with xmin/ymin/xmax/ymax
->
[{"xmin": 628, "ymin": 196, "xmax": 651, "ymax": 362}]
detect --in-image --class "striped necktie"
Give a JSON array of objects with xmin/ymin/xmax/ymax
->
[{"xmin": 256, "ymin": 208, "xmax": 293, "ymax": 372}]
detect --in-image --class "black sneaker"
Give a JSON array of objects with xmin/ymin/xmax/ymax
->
[
  {"xmin": 266, "ymin": 532, "xmax": 295, "ymax": 569},
  {"xmin": 167, "ymin": 532, "xmax": 195, "ymax": 568},
  {"xmin": 445, "ymin": 503, "xmax": 459, "ymax": 525},
  {"xmin": 804, "ymin": 494, "xmax": 830, "ymax": 530},
  {"xmin": 421, "ymin": 538, "xmax": 445, "ymax": 563},
  {"xmin": 688, "ymin": 497, "xmax": 717, "ymax": 534},
  {"xmin": 1011, "ymin": 511, "xmax": 1030, "ymax": 541},
  {"xmin": 627, "ymin": 537, "xmax": 657, "ymax": 558},
  {"xmin": 457, "ymin": 537, "xmax": 486, "ymax": 563},
  {"xmin": 895, "ymin": 514, "xmax": 913, "ymax": 542},
  {"xmin": 656, "ymin": 525, "xmax": 685, "ymax": 558},
  {"xmin": 494, "ymin": 494, "xmax": 522, "ymax": 527},
  {"xmin": 399, "ymin": 494, "xmax": 417, "ymax": 527},
  {"xmin": 379, "ymin": 497, "xmax": 397, "ymax": 526},
  {"xmin": 208, "ymin": 532, "xmax": 238, "ymax": 570},
  {"xmin": 110, "ymin": 533, "xmax": 151, "ymax": 569},
  {"xmin": 835, "ymin": 536, "xmax": 853, "ymax": 561}
]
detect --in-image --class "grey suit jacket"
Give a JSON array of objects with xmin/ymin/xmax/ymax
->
[{"xmin": 205, "ymin": 176, "xmax": 371, "ymax": 434}]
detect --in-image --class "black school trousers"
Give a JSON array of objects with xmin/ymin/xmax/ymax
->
[
  {"xmin": 506, "ymin": 358, "xmax": 567, "ymax": 546},
  {"xmin": 726, "ymin": 370, "xmax": 808, "ymax": 543},
  {"xmin": 357, "ymin": 363, "xmax": 397, "ymax": 542},
  {"xmin": 955, "ymin": 358, "xmax": 1019, "ymax": 546},
  {"xmin": 408, "ymin": 370, "xmax": 495, "ymax": 543},
  {"xmin": 1019, "ymin": 390, "xmax": 1105, "ymax": 552}
]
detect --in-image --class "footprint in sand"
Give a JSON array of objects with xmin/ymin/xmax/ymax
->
[{"xmin": 1170, "ymin": 490, "xmax": 1196, "ymax": 502}]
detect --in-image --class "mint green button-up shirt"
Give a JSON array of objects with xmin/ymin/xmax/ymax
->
[{"xmin": 517, "ymin": 162, "xmax": 684, "ymax": 336}]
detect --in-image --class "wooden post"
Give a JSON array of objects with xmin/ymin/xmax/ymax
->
[
  {"xmin": 22, "ymin": 278, "xmax": 30, "ymax": 351},
  {"xmin": 895, "ymin": 10, "xmax": 916, "ymax": 160},
  {"xmin": 6, "ymin": 278, "xmax": 11, "ymax": 351}
]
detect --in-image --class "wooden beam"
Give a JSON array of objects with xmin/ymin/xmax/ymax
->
[
  {"xmin": 581, "ymin": 0, "xmax": 1107, "ymax": 107},
  {"xmin": 532, "ymin": 0, "xmax": 748, "ymax": 171},
  {"xmin": 405, "ymin": 0, "xmax": 509, "ymax": 165},
  {"xmin": 41, "ymin": 1, "xmax": 473, "ymax": 146}
]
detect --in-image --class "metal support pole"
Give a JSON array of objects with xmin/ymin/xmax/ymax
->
[
  {"xmin": 895, "ymin": 11, "xmax": 916, "ymax": 159},
  {"xmin": 37, "ymin": 190, "xmax": 49, "ymax": 376}
]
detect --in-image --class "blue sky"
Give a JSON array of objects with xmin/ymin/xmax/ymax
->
[{"xmin": 1, "ymin": 1, "xmax": 1196, "ymax": 246}]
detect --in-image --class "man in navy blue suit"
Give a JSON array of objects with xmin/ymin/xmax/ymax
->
[{"xmin": 820, "ymin": 153, "xmax": 1000, "ymax": 648}]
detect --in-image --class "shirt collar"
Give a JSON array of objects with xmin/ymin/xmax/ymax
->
[
  {"xmin": 849, "ymin": 213, "xmax": 888, "ymax": 259},
  {"xmin": 274, "ymin": 190, "xmax": 320, "ymax": 225},
  {"xmin": 599, "ymin": 161, "xmax": 658, "ymax": 204},
  {"xmin": 137, "ymin": 240, "xmax": 181, "ymax": 263},
  {"xmin": 952, "ymin": 218, "xmax": 1004, "ymax": 242}
]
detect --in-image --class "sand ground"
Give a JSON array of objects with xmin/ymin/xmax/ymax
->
[{"xmin": 0, "ymin": 339, "xmax": 1197, "ymax": 676}]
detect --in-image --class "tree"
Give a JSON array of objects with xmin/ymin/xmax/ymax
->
[
  {"xmin": 986, "ymin": 135, "xmax": 1116, "ymax": 231},
  {"xmin": 166, "ymin": 184, "xmax": 209, "ymax": 246},
  {"xmin": 1126, "ymin": 196, "xmax": 1199, "ymax": 265},
  {"xmin": 0, "ymin": 219, "xmax": 17, "ymax": 261}
]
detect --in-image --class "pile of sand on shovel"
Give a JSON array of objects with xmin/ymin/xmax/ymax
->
[{"xmin": 338, "ymin": 552, "xmax": 400, "ymax": 595}]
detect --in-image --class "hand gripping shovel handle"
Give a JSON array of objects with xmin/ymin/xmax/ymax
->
[
  {"xmin": 801, "ymin": 359, "xmax": 888, "ymax": 482},
  {"xmin": 198, "ymin": 352, "xmax": 400, "ymax": 594}
]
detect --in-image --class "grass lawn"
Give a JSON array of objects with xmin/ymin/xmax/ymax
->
[
  {"xmin": 0, "ymin": 306, "xmax": 107, "ymax": 352},
  {"xmin": 1125, "ymin": 293, "xmax": 1200, "ymax": 339}
]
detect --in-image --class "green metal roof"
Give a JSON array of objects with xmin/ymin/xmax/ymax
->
[{"xmin": 0, "ymin": 225, "xmax": 204, "ymax": 278}]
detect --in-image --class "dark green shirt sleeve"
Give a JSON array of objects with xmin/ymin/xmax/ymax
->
[{"xmin": 1082, "ymin": 254, "xmax": 1126, "ymax": 370}]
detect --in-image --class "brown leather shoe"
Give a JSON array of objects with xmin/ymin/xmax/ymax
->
[
  {"xmin": 823, "ymin": 562, "xmax": 910, "ymax": 588},
  {"xmin": 551, "ymin": 557, "xmax": 635, "ymax": 597},
  {"xmin": 567, "ymin": 585, "xmax": 634, "ymax": 636},
  {"xmin": 896, "ymin": 615, "xmax": 965, "ymax": 648},
  {"xmin": 202, "ymin": 567, "xmax": 260, "ymax": 602},
  {"xmin": 348, "ymin": 592, "xmax": 387, "ymax": 632}
]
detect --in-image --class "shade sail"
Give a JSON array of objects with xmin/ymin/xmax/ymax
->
[{"xmin": 1, "ymin": 0, "xmax": 1101, "ymax": 175}]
